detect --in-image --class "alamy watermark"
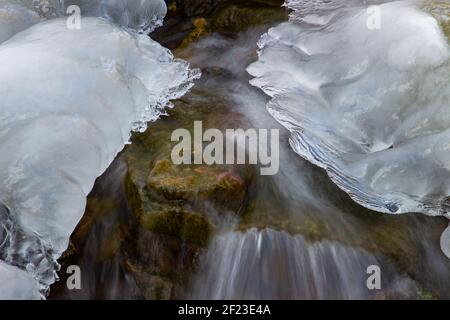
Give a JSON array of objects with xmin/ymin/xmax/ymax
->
[
  {"xmin": 62, "ymin": 263, "xmax": 381, "ymax": 292},
  {"xmin": 367, "ymin": 5, "xmax": 382, "ymax": 30},
  {"xmin": 366, "ymin": 265, "xmax": 381, "ymax": 290},
  {"xmin": 171, "ymin": 121, "xmax": 279, "ymax": 175},
  {"xmin": 66, "ymin": 5, "xmax": 81, "ymax": 30},
  {"xmin": 66, "ymin": 265, "xmax": 81, "ymax": 290}
]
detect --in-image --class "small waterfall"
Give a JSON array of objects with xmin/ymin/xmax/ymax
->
[{"xmin": 187, "ymin": 228, "xmax": 414, "ymax": 299}]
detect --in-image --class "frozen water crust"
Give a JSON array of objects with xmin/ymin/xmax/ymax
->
[
  {"xmin": 59, "ymin": 0, "xmax": 167, "ymax": 32},
  {"xmin": 0, "ymin": 0, "xmax": 167, "ymax": 43},
  {"xmin": 0, "ymin": 0, "xmax": 199, "ymax": 298},
  {"xmin": 249, "ymin": 0, "xmax": 450, "ymax": 258},
  {"xmin": 249, "ymin": 0, "xmax": 450, "ymax": 217}
]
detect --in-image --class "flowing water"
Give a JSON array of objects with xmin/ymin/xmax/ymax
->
[
  {"xmin": 3, "ymin": 0, "xmax": 450, "ymax": 300},
  {"xmin": 51, "ymin": 20, "xmax": 450, "ymax": 299}
]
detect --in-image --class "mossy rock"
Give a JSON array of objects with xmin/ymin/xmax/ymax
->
[
  {"xmin": 124, "ymin": 84, "xmax": 254, "ymax": 219},
  {"xmin": 178, "ymin": 18, "xmax": 210, "ymax": 49},
  {"xmin": 141, "ymin": 208, "xmax": 212, "ymax": 248},
  {"xmin": 98, "ymin": 223, "xmax": 127, "ymax": 260},
  {"xmin": 237, "ymin": 170, "xmax": 427, "ymax": 277},
  {"xmin": 210, "ymin": 4, "xmax": 286, "ymax": 34},
  {"xmin": 147, "ymin": 158, "xmax": 247, "ymax": 209},
  {"xmin": 124, "ymin": 211, "xmax": 209, "ymax": 298},
  {"xmin": 238, "ymin": 202, "xmax": 333, "ymax": 243},
  {"xmin": 120, "ymin": 82, "xmax": 255, "ymax": 299},
  {"xmin": 70, "ymin": 197, "xmax": 119, "ymax": 248},
  {"xmin": 171, "ymin": 1, "xmax": 287, "ymax": 50},
  {"xmin": 125, "ymin": 259, "xmax": 173, "ymax": 300}
]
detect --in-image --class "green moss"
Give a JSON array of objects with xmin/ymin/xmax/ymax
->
[
  {"xmin": 238, "ymin": 209, "xmax": 333, "ymax": 243},
  {"xmin": 239, "ymin": 191, "xmax": 421, "ymax": 272},
  {"xmin": 98, "ymin": 223, "xmax": 126, "ymax": 260},
  {"xmin": 417, "ymin": 288, "xmax": 438, "ymax": 300},
  {"xmin": 172, "ymin": 2, "xmax": 287, "ymax": 50},
  {"xmin": 124, "ymin": 171, "xmax": 146, "ymax": 218},
  {"xmin": 141, "ymin": 209, "xmax": 212, "ymax": 247},
  {"xmin": 211, "ymin": 4, "xmax": 286, "ymax": 34},
  {"xmin": 147, "ymin": 157, "xmax": 247, "ymax": 208},
  {"xmin": 178, "ymin": 18, "xmax": 210, "ymax": 49},
  {"xmin": 182, "ymin": 213, "xmax": 213, "ymax": 247}
]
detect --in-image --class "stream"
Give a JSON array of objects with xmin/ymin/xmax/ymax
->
[
  {"xmin": 50, "ymin": 22, "xmax": 450, "ymax": 299},
  {"xmin": 1, "ymin": 0, "xmax": 450, "ymax": 300}
]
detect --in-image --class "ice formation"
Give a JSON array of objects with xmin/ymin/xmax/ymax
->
[
  {"xmin": 59, "ymin": 0, "xmax": 167, "ymax": 32},
  {"xmin": 0, "ymin": 0, "xmax": 39, "ymax": 42},
  {"xmin": 248, "ymin": 0, "xmax": 450, "ymax": 254},
  {"xmin": 0, "ymin": 0, "xmax": 199, "ymax": 298},
  {"xmin": 0, "ymin": 0, "xmax": 167, "ymax": 44},
  {"xmin": 0, "ymin": 260, "xmax": 41, "ymax": 299}
]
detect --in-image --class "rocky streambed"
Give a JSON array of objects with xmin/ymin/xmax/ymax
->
[{"xmin": 49, "ymin": 0, "xmax": 450, "ymax": 300}]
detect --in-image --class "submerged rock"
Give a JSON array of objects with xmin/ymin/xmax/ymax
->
[
  {"xmin": 153, "ymin": 0, "xmax": 286, "ymax": 49},
  {"xmin": 121, "ymin": 81, "xmax": 254, "ymax": 298},
  {"xmin": 210, "ymin": 4, "xmax": 286, "ymax": 34}
]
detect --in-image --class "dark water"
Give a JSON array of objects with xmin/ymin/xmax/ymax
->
[{"xmin": 49, "ymin": 159, "xmax": 143, "ymax": 299}]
